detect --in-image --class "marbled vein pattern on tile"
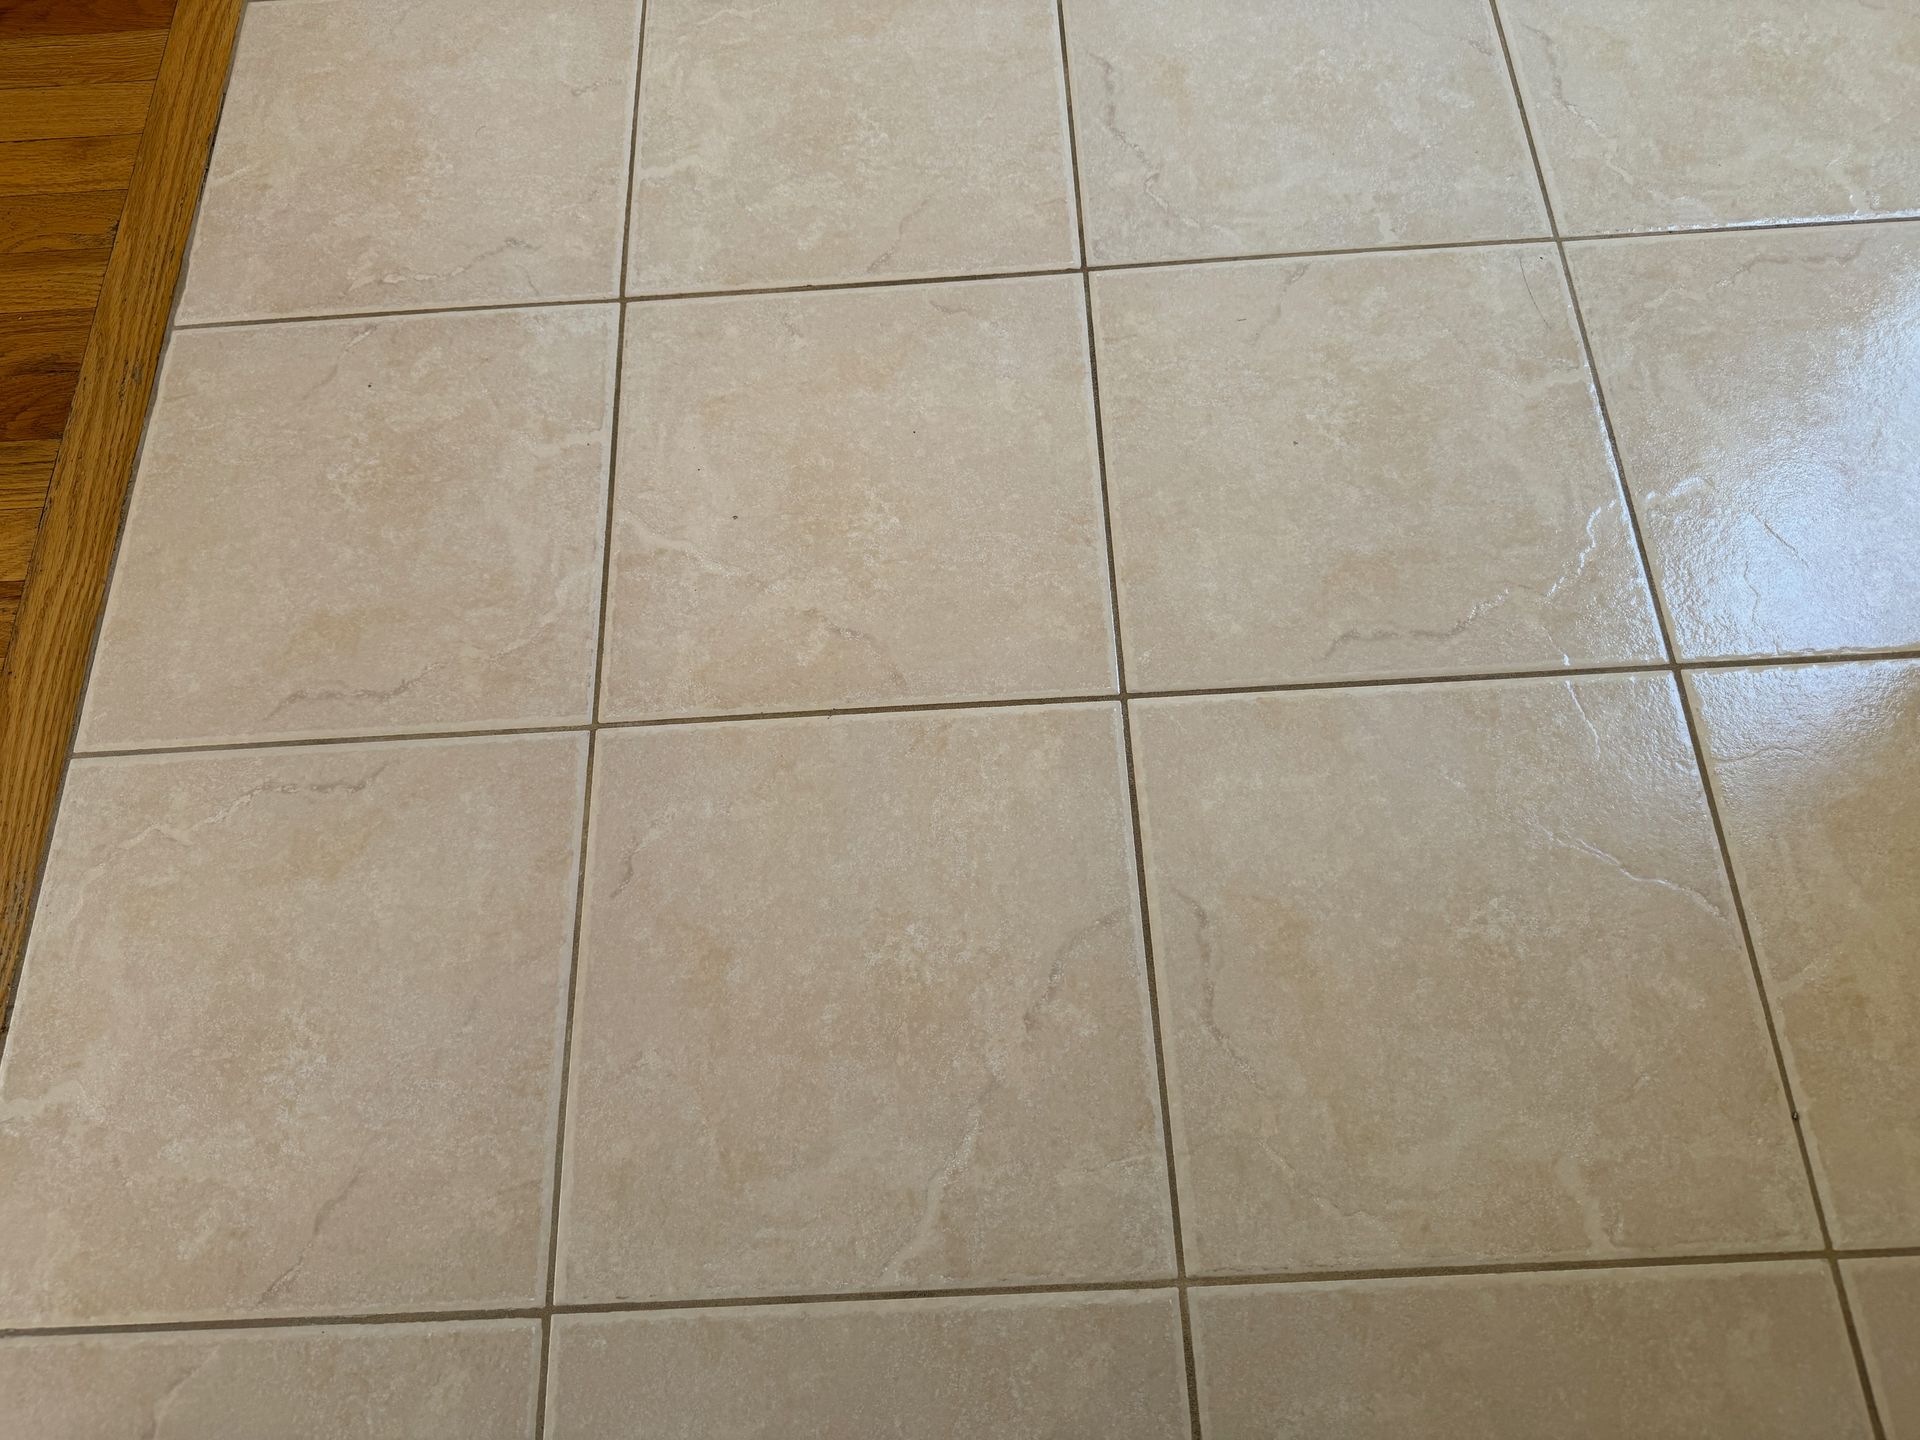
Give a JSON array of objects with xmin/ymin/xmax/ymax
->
[
  {"xmin": 630, "ymin": 0, "xmax": 1077, "ymax": 292},
  {"xmin": 546, "ymin": 1294, "xmax": 1189, "ymax": 1439},
  {"xmin": 0, "ymin": 737, "xmax": 585, "ymax": 1326},
  {"xmin": 1690, "ymin": 660, "xmax": 1920, "ymax": 1247},
  {"xmin": 1130, "ymin": 676, "xmax": 1815, "ymax": 1275},
  {"xmin": 0, "ymin": 1322, "xmax": 541, "ymax": 1440},
  {"xmin": 1092, "ymin": 248, "xmax": 1661, "ymax": 690},
  {"xmin": 600, "ymin": 277, "xmax": 1114, "ymax": 720},
  {"xmin": 1572, "ymin": 223, "xmax": 1920, "ymax": 661},
  {"xmin": 1503, "ymin": 0, "xmax": 1920, "ymax": 233},
  {"xmin": 1063, "ymin": 0, "xmax": 1544, "ymax": 263},
  {"xmin": 178, "ymin": 0, "xmax": 641, "ymax": 322},
  {"xmin": 1191, "ymin": 1264, "xmax": 1870, "ymax": 1439},
  {"xmin": 79, "ymin": 307, "xmax": 615, "ymax": 749},
  {"xmin": 558, "ymin": 706, "xmax": 1171, "ymax": 1302}
]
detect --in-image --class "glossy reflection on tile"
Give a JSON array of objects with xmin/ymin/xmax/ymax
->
[
  {"xmin": 1063, "ymin": 0, "xmax": 1543, "ymax": 264},
  {"xmin": 545, "ymin": 1293, "xmax": 1188, "ymax": 1440},
  {"xmin": 0, "ymin": 1322, "xmax": 540, "ymax": 1440},
  {"xmin": 599, "ymin": 279, "xmax": 1113, "ymax": 721},
  {"xmin": 1572, "ymin": 224, "xmax": 1920, "ymax": 661},
  {"xmin": 1131, "ymin": 677, "xmax": 1816, "ymax": 1275},
  {"xmin": 0, "ymin": 736, "xmax": 585, "ymax": 1326},
  {"xmin": 1502, "ymin": 0, "xmax": 1920, "ymax": 234},
  {"xmin": 178, "ymin": 0, "xmax": 640, "ymax": 322},
  {"xmin": 1689, "ymin": 660, "xmax": 1920, "ymax": 1248},
  {"xmin": 1191, "ymin": 1264, "xmax": 1869, "ymax": 1439},
  {"xmin": 1845, "ymin": 1258, "xmax": 1920, "ymax": 1440},
  {"xmin": 78, "ymin": 308, "xmax": 614, "ymax": 750},
  {"xmin": 558, "ymin": 707, "xmax": 1171, "ymax": 1302},
  {"xmin": 1092, "ymin": 249, "xmax": 1661, "ymax": 691},
  {"xmin": 629, "ymin": 0, "xmax": 1077, "ymax": 293}
]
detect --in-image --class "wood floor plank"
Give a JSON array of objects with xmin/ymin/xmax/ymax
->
[
  {"xmin": 1, "ymin": 0, "xmax": 248, "ymax": 1029},
  {"xmin": 0, "ymin": 0, "xmax": 176, "ymax": 41},
  {"xmin": 0, "ymin": 311, "xmax": 93, "ymax": 442},
  {"xmin": 0, "ymin": 30, "xmax": 170, "ymax": 89},
  {"xmin": 0, "ymin": 190, "xmax": 126, "ymax": 255},
  {"xmin": 0, "ymin": 249, "xmax": 111, "ymax": 312},
  {"xmin": 0, "ymin": 134, "xmax": 144, "ymax": 196},
  {"xmin": 0, "ymin": 440, "xmax": 59, "ymax": 496},
  {"xmin": 0, "ymin": 82, "xmax": 154, "ymax": 143}
]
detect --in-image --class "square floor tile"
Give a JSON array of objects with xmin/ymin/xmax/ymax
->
[
  {"xmin": 1191, "ymin": 1264, "xmax": 1869, "ymax": 1439},
  {"xmin": 1130, "ymin": 676, "xmax": 1817, "ymax": 1275},
  {"xmin": 1689, "ymin": 661, "xmax": 1920, "ymax": 1248},
  {"xmin": 558, "ymin": 706, "xmax": 1171, "ymax": 1301},
  {"xmin": 0, "ymin": 1322, "xmax": 540, "ymax": 1440},
  {"xmin": 78, "ymin": 307, "xmax": 615, "ymax": 750},
  {"xmin": 1845, "ymin": 1258, "xmax": 1920, "ymax": 1440},
  {"xmin": 178, "ymin": 0, "xmax": 640, "ymax": 323},
  {"xmin": 1091, "ymin": 248, "xmax": 1661, "ymax": 691},
  {"xmin": 1502, "ymin": 0, "xmax": 1920, "ymax": 234},
  {"xmin": 1572, "ymin": 225, "xmax": 1920, "ymax": 661},
  {"xmin": 1063, "ymin": 0, "xmax": 1544, "ymax": 265},
  {"xmin": 629, "ymin": 0, "xmax": 1077, "ymax": 293},
  {"xmin": 546, "ymin": 1293, "xmax": 1188, "ymax": 1439},
  {"xmin": 0, "ymin": 736, "xmax": 586, "ymax": 1325},
  {"xmin": 599, "ymin": 279, "xmax": 1113, "ymax": 721}
]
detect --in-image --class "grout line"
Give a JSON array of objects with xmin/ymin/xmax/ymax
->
[
  {"xmin": 161, "ymin": 212, "xmax": 1920, "ymax": 337},
  {"xmin": 13, "ymin": 1247, "xmax": 1920, "ymax": 1343},
  {"xmin": 1051, "ymin": 4, "xmax": 1201, "ymax": 1434},
  {"xmin": 61, "ymin": 646, "xmax": 1920, "ymax": 763},
  {"xmin": 1486, "ymin": 4, "xmax": 1886, "ymax": 1432},
  {"xmin": 531, "ymin": 6, "xmax": 651, "ymax": 1434}
]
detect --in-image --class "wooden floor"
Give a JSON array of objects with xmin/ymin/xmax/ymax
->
[
  {"xmin": 1, "ymin": 0, "xmax": 245, "ymax": 1025},
  {"xmin": 1, "ymin": 0, "xmax": 177, "ymax": 657}
]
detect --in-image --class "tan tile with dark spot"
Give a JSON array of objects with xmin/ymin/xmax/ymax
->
[
  {"xmin": 178, "ymin": 0, "xmax": 640, "ymax": 323},
  {"xmin": 1503, "ymin": 0, "xmax": 1920, "ymax": 234},
  {"xmin": 1689, "ymin": 660, "xmax": 1920, "ymax": 1247},
  {"xmin": 1130, "ymin": 676, "xmax": 1817, "ymax": 1275},
  {"xmin": 1845, "ymin": 1258, "xmax": 1920, "ymax": 1440},
  {"xmin": 1571, "ymin": 224, "xmax": 1920, "ymax": 661},
  {"xmin": 1091, "ymin": 248, "xmax": 1661, "ymax": 690},
  {"xmin": 1063, "ymin": 0, "xmax": 1544, "ymax": 264},
  {"xmin": 557, "ymin": 705, "xmax": 1171, "ymax": 1302},
  {"xmin": 600, "ymin": 279, "xmax": 1113, "ymax": 721},
  {"xmin": 1192, "ymin": 1264, "xmax": 1870, "ymax": 1439},
  {"xmin": 546, "ymin": 1293, "xmax": 1188, "ymax": 1439},
  {"xmin": 629, "ymin": 0, "xmax": 1077, "ymax": 293},
  {"xmin": 0, "ymin": 736, "xmax": 585, "ymax": 1326},
  {"xmin": 0, "ymin": 1322, "xmax": 540, "ymax": 1440},
  {"xmin": 79, "ymin": 307, "xmax": 615, "ymax": 750}
]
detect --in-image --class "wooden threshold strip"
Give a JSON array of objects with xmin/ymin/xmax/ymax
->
[{"xmin": 0, "ymin": 0, "xmax": 246, "ymax": 1040}]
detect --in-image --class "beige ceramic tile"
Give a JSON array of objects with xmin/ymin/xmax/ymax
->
[
  {"xmin": 1192, "ymin": 1264, "xmax": 1870, "ymax": 1439},
  {"xmin": 1845, "ymin": 1258, "xmax": 1920, "ymax": 1440},
  {"xmin": 1571, "ymin": 225, "xmax": 1920, "ymax": 662},
  {"xmin": 600, "ymin": 279, "xmax": 1112, "ymax": 720},
  {"xmin": 0, "ymin": 1322, "xmax": 540, "ymax": 1440},
  {"xmin": 1091, "ymin": 249, "xmax": 1661, "ymax": 691},
  {"xmin": 1689, "ymin": 661, "xmax": 1920, "ymax": 1247},
  {"xmin": 179, "ymin": 0, "xmax": 639, "ymax": 322},
  {"xmin": 629, "ymin": 0, "xmax": 1077, "ymax": 293},
  {"xmin": 78, "ymin": 307, "xmax": 615, "ymax": 750},
  {"xmin": 1502, "ymin": 0, "xmax": 1920, "ymax": 234},
  {"xmin": 0, "ymin": 736, "xmax": 585, "ymax": 1325},
  {"xmin": 559, "ymin": 706, "xmax": 1170, "ymax": 1302},
  {"xmin": 546, "ymin": 1293, "xmax": 1188, "ymax": 1439},
  {"xmin": 1063, "ymin": 0, "xmax": 1544, "ymax": 264},
  {"xmin": 1130, "ymin": 676, "xmax": 1817, "ymax": 1275}
]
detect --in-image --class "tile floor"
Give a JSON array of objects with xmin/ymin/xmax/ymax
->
[{"xmin": 2, "ymin": 0, "xmax": 1917, "ymax": 1435}]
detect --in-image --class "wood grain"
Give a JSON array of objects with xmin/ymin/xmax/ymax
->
[
  {"xmin": 0, "ymin": 0, "xmax": 244, "ymax": 1033},
  {"xmin": 0, "ymin": 81, "xmax": 154, "ymax": 142},
  {"xmin": 0, "ymin": 30, "xmax": 170, "ymax": 88}
]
